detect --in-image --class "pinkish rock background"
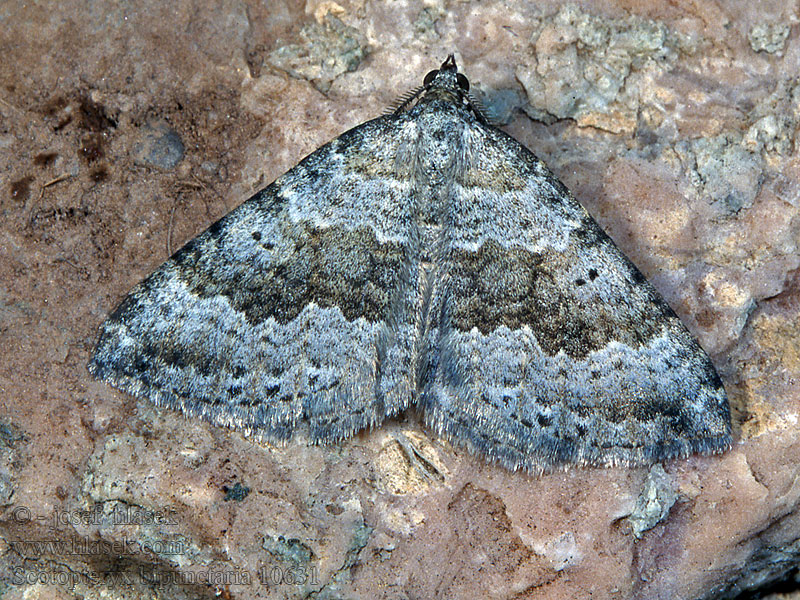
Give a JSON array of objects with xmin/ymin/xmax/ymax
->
[{"xmin": 1, "ymin": 1, "xmax": 798, "ymax": 599}]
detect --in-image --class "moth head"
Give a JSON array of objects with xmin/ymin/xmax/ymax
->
[
  {"xmin": 422, "ymin": 55, "xmax": 470, "ymax": 94},
  {"xmin": 389, "ymin": 55, "xmax": 487, "ymax": 123}
]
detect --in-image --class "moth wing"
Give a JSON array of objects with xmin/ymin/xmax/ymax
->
[
  {"xmin": 90, "ymin": 114, "xmax": 421, "ymax": 443},
  {"xmin": 422, "ymin": 121, "xmax": 731, "ymax": 471}
]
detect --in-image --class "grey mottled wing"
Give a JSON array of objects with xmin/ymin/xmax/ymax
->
[
  {"xmin": 421, "ymin": 121, "xmax": 732, "ymax": 472},
  {"xmin": 89, "ymin": 115, "xmax": 421, "ymax": 443}
]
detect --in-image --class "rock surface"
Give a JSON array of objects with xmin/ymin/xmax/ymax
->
[{"xmin": 0, "ymin": 1, "xmax": 798, "ymax": 599}]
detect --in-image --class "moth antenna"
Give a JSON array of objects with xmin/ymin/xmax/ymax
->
[
  {"xmin": 385, "ymin": 85, "xmax": 424, "ymax": 115},
  {"xmin": 467, "ymin": 92, "xmax": 493, "ymax": 125}
]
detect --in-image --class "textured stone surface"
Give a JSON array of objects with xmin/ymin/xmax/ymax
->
[{"xmin": 0, "ymin": 1, "xmax": 798, "ymax": 599}]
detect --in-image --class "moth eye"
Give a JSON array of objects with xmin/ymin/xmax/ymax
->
[
  {"xmin": 456, "ymin": 73, "xmax": 470, "ymax": 91},
  {"xmin": 423, "ymin": 69, "xmax": 439, "ymax": 86}
]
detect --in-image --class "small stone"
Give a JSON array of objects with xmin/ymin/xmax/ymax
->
[
  {"xmin": 133, "ymin": 121, "xmax": 185, "ymax": 170},
  {"xmin": 748, "ymin": 23, "xmax": 791, "ymax": 54}
]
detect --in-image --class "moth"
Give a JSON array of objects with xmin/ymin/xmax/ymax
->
[{"xmin": 90, "ymin": 56, "xmax": 731, "ymax": 472}]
